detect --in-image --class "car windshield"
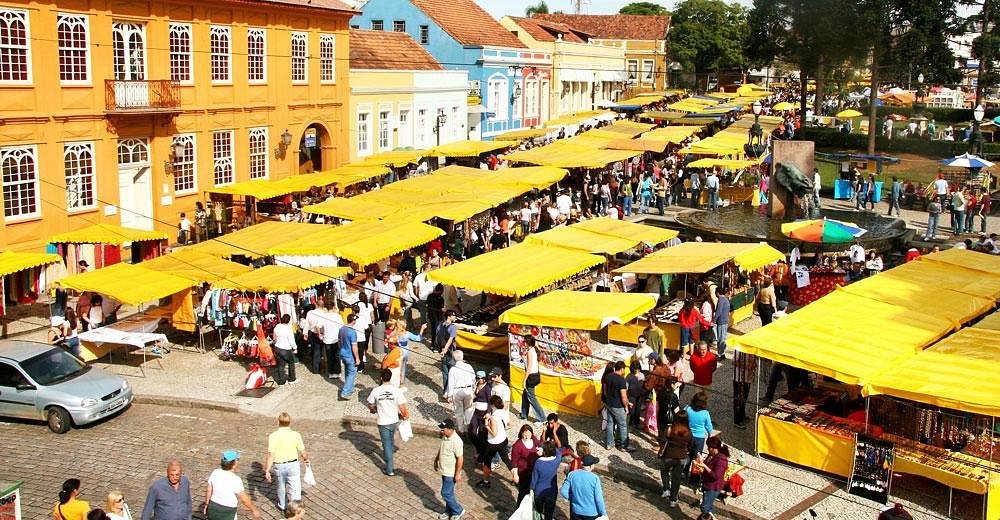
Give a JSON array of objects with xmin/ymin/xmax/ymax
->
[{"xmin": 20, "ymin": 348, "xmax": 90, "ymax": 385}]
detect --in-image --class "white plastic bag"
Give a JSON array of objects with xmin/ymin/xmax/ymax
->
[
  {"xmin": 398, "ymin": 419, "xmax": 414, "ymax": 442},
  {"xmin": 508, "ymin": 491, "xmax": 535, "ymax": 520},
  {"xmin": 302, "ymin": 462, "xmax": 316, "ymax": 486}
]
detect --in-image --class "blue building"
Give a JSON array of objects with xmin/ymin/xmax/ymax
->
[{"xmin": 353, "ymin": 0, "xmax": 552, "ymax": 140}]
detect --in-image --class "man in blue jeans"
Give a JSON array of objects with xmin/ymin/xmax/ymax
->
[
  {"xmin": 438, "ymin": 311, "xmax": 458, "ymax": 394},
  {"xmin": 603, "ymin": 361, "xmax": 635, "ymax": 451},
  {"xmin": 367, "ymin": 369, "xmax": 409, "ymax": 476},
  {"xmin": 338, "ymin": 313, "xmax": 359, "ymax": 401},
  {"xmin": 434, "ymin": 418, "xmax": 465, "ymax": 520},
  {"xmin": 712, "ymin": 286, "xmax": 731, "ymax": 359}
]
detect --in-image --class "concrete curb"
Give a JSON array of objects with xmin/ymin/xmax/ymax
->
[
  {"xmin": 134, "ymin": 394, "xmax": 241, "ymax": 413},
  {"xmin": 341, "ymin": 413, "xmax": 766, "ymax": 520}
]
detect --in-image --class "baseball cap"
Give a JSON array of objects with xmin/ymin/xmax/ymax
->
[
  {"xmin": 581, "ymin": 454, "xmax": 600, "ymax": 467},
  {"xmin": 438, "ymin": 418, "xmax": 456, "ymax": 430},
  {"xmin": 475, "ymin": 370, "xmax": 487, "ymax": 378},
  {"xmin": 221, "ymin": 450, "xmax": 240, "ymax": 462},
  {"xmin": 647, "ymin": 352, "xmax": 660, "ymax": 362},
  {"xmin": 489, "ymin": 367, "xmax": 503, "ymax": 378}
]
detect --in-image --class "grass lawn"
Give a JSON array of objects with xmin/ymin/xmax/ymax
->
[{"xmin": 814, "ymin": 151, "xmax": 945, "ymax": 195}]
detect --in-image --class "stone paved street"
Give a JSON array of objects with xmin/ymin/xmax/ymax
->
[{"xmin": 4, "ymin": 403, "xmax": 721, "ymax": 520}]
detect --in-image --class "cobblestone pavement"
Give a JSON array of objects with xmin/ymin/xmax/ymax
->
[{"xmin": 4, "ymin": 403, "xmax": 728, "ymax": 520}]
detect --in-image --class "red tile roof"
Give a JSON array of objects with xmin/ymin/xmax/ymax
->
[
  {"xmin": 507, "ymin": 16, "xmax": 590, "ymax": 44},
  {"xmin": 252, "ymin": 0, "xmax": 358, "ymax": 14},
  {"xmin": 532, "ymin": 13, "xmax": 670, "ymax": 41},
  {"xmin": 411, "ymin": 0, "xmax": 526, "ymax": 48},
  {"xmin": 350, "ymin": 29, "xmax": 444, "ymax": 70}
]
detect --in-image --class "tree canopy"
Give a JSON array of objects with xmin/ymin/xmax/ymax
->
[
  {"xmin": 525, "ymin": 1, "xmax": 549, "ymax": 16},
  {"xmin": 668, "ymin": 0, "xmax": 749, "ymax": 86},
  {"xmin": 619, "ymin": 2, "xmax": 670, "ymax": 15}
]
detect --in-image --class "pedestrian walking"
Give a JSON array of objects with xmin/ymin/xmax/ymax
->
[
  {"xmin": 559, "ymin": 454, "xmax": 607, "ymax": 520},
  {"xmin": 139, "ymin": 460, "xmax": 191, "ymax": 520},
  {"xmin": 438, "ymin": 311, "xmax": 459, "ymax": 392},
  {"xmin": 692, "ymin": 436, "xmax": 730, "ymax": 520},
  {"xmin": 732, "ymin": 350, "xmax": 757, "ymax": 430},
  {"xmin": 510, "ymin": 425, "xmax": 541, "ymax": 504},
  {"xmin": 689, "ymin": 341, "xmax": 719, "ymax": 390},
  {"xmin": 685, "ymin": 391, "xmax": 714, "ymax": 482},
  {"xmin": 530, "ymin": 441, "xmax": 561, "ymax": 520},
  {"xmin": 443, "ymin": 350, "xmax": 475, "ymax": 430},
  {"xmin": 951, "ymin": 189, "xmax": 967, "ymax": 235},
  {"xmin": 603, "ymin": 360, "xmax": 635, "ymax": 452},
  {"xmin": 338, "ymin": 313, "xmax": 360, "ymax": 401},
  {"xmin": 434, "ymin": 418, "xmax": 465, "ymax": 520},
  {"xmin": 320, "ymin": 299, "xmax": 343, "ymax": 380},
  {"xmin": 425, "ymin": 284, "xmax": 446, "ymax": 352},
  {"xmin": 367, "ymin": 368, "xmax": 410, "ymax": 476},
  {"xmin": 475, "ymin": 395, "xmax": 513, "ymax": 489},
  {"xmin": 204, "ymin": 451, "xmax": 259, "ymax": 520},
  {"xmin": 54, "ymin": 478, "xmax": 88, "ymax": 520},
  {"xmin": 713, "ymin": 286, "xmax": 731, "ymax": 359},
  {"xmin": 657, "ymin": 411, "xmax": 692, "ymax": 508},
  {"xmin": 303, "ymin": 297, "xmax": 325, "ymax": 374},
  {"xmin": 271, "ymin": 314, "xmax": 298, "ymax": 385},
  {"xmin": 925, "ymin": 197, "xmax": 942, "ymax": 240},
  {"xmin": 520, "ymin": 336, "xmax": 547, "ymax": 422},
  {"xmin": 264, "ymin": 412, "xmax": 310, "ymax": 513},
  {"xmin": 104, "ymin": 491, "xmax": 133, "ymax": 520},
  {"xmin": 887, "ymin": 176, "xmax": 902, "ymax": 217}
]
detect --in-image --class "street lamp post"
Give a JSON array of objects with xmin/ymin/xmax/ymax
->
[
  {"xmin": 912, "ymin": 73, "xmax": 926, "ymax": 118},
  {"xmin": 434, "ymin": 111, "xmax": 447, "ymax": 146},
  {"xmin": 971, "ymin": 104, "xmax": 985, "ymax": 156},
  {"xmin": 744, "ymin": 100, "xmax": 766, "ymax": 158}
]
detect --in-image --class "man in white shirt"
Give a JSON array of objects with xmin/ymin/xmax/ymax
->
[
  {"xmin": 320, "ymin": 299, "xmax": 344, "ymax": 380},
  {"xmin": 812, "ymin": 168, "xmax": 821, "ymax": 207},
  {"xmin": 705, "ymin": 171, "xmax": 720, "ymax": 211},
  {"xmin": 849, "ymin": 242, "xmax": 866, "ymax": 265},
  {"xmin": 373, "ymin": 270, "xmax": 396, "ymax": 324},
  {"xmin": 367, "ymin": 368, "xmax": 410, "ymax": 476},
  {"xmin": 414, "ymin": 263, "xmax": 436, "ymax": 327},
  {"xmin": 932, "ymin": 176, "xmax": 949, "ymax": 205},
  {"xmin": 556, "ymin": 190, "xmax": 573, "ymax": 216},
  {"xmin": 304, "ymin": 296, "xmax": 326, "ymax": 375},
  {"xmin": 444, "ymin": 350, "xmax": 476, "ymax": 431},
  {"xmin": 272, "ymin": 314, "xmax": 298, "ymax": 385},
  {"xmin": 519, "ymin": 202, "xmax": 532, "ymax": 237}
]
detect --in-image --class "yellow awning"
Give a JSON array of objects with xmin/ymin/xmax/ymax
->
[
  {"xmin": 493, "ymin": 128, "xmax": 553, "ymax": 141},
  {"xmin": 350, "ymin": 149, "xmax": 426, "ymax": 167},
  {"xmin": 923, "ymin": 247, "xmax": 1000, "ymax": 275},
  {"xmin": 206, "ymin": 178, "xmax": 300, "ymax": 199},
  {"xmin": 141, "ymin": 249, "xmax": 252, "ymax": 283},
  {"xmin": 205, "ymin": 166, "xmax": 391, "ymax": 199},
  {"xmin": 638, "ymin": 111, "xmax": 688, "ymax": 121},
  {"xmin": 614, "ymin": 242, "xmax": 783, "ymax": 274},
  {"xmin": 211, "ymin": 265, "xmax": 352, "ymax": 293},
  {"xmin": 544, "ymin": 110, "xmax": 612, "ymax": 127},
  {"xmin": 185, "ymin": 221, "xmax": 327, "ymax": 259},
  {"xmin": 839, "ymin": 275, "xmax": 994, "ymax": 325},
  {"xmin": 642, "ymin": 126, "xmax": 704, "ymax": 143},
  {"xmin": 430, "ymin": 140, "xmax": 513, "ymax": 157},
  {"xmin": 976, "ymin": 311, "xmax": 1000, "ymax": 330},
  {"xmin": 505, "ymin": 147, "xmax": 641, "ymax": 169},
  {"xmin": 55, "ymin": 262, "xmax": 194, "ymax": 306},
  {"xmin": 571, "ymin": 217, "xmax": 679, "ymax": 245},
  {"xmin": 0, "ymin": 250, "xmax": 61, "ymax": 277},
  {"xmin": 331, "ymin": 221, "xmax": 445, "ymax": 266},
  {"xmin": 525, "ymin": 226, "xmax": 643, "ymax": 254},
  {"xmin": 301, "ymin": 197, "xmax": 401, "ymax": 221},
  {"xmin": 863, "ymin": 328, "xmax": 1000, "ymax": 417},
  {"xmin": 499, "ymin": 290, "xmax": 658, "ymax": 330},
  {"xmin": 610, "ymin": 120, "xmax": 658, "ymax": 132},
  {"xmin": 428, "ymin": 243, "xmax": 604, "ymax": 297},
  {"xmin": 687, "ymin": 158, "xmax": 765, "ymax": 169},
  {"xmin": 50, "ymin": 223, "xmax": 169, "ymax": 245},
  {"xmin": 604, "ymin": 138, "xmax": 670, "ymax": 153},
  {"xmin": 618, "ymin": 95, "xmax": 665, "ymax": 106}
]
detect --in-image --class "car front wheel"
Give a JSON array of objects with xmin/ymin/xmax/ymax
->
[{"xmin": 46, "ymin": 407, "xmax": 72, "ymax": 434}]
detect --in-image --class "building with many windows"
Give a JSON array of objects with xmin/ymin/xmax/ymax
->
[
  {"xmin": 352, "ymin": 0, "xmax": 550, "ymax": 140},
  {"xmin": 500, "ymin": 16, "xmax": 625, "ymax": 119},
  {"xmin": 0, "ymin": 0, "xmax": 354, "ymax": 251},
  {"xmin": 531, "ymin": 13, "xmax": 671, "ymax": 96},
  {"xmin": 349, "ymin": 29, "xmax": 467, "ymax": 159}
]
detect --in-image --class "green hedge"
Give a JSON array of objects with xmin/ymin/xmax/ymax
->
[
  {"xmin": 798, "ymin": 127, "xmax": 1000, "ymax": 156},
  {"xmin": 856, "ymin": 105, "xmax": 1000, "ymax": 124}
]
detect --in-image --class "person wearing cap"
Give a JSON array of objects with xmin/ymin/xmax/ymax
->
[
  {"xmin": 559, "ymin": 454, "xmax": 606, "ymax": 520},
  {"xmin": 264, "ymin": 412, "xmax": 309, "ymax": 513},
  {"xmin": 433, "ymin": 418, "xmax": 465, "ymax": 520},
  {"xmin": 444, "ymin": 350, "xmax": 476, "ymax": 431},
  {"xmin": 204, "ymin": 450, "xmax": 259, "ymax": 520},
  {"xmin": 337, "ymin": 313, "xmax": 360, "ymax": 401},
  {"xmin": 467, "ymin": 368, "xmax": 494, "ymax": 456},
  {"xmin": 367, "ymin": 368, "xmax": 410, "ymax": 476}
]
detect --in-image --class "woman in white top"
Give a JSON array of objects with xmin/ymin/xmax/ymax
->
[
  {"xmin": 520, "ymin": 336, "xmax": 547, "ymax": 422},
  {"xmin": 87, "ymin": 294, "xmax": 105, "ymax": 331},
  {"xmin": 475, "ymin": 395, "xmax": 513, "ymax": 488},
  {"xmin": 352, "ymin": 296, "xmax": 374, "ymax": 369},
  {"xmin": 105, "ymin": 490, "xmax": 132, "ymax": 520},
  {"xmin": 204, "ymin": 451, "xmax": 259, "ymax": 520}
]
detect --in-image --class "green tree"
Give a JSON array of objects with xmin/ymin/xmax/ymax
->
[
  {"xmin": 668, "ymin": 0, "xmax": 749, "ymax": 90},
  {"xmin": 525, "ymin": 1, "xmax": 549, "ymax": 16},
  {"xmin": 619, "ymin": 1, "xmax": 670, "ymax": 15},
  {"xmin": 881, "ymin": 1, "xmax": 963, "ymax": 87}
]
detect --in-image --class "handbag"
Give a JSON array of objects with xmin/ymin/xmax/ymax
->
[
  {"xmin": 302, "ymin": 462, "xmax": 317, "ymax": 486},
  {"xmin": 398, "ymin": 419, "xmax": 414, "ymax": 443},
  {"xmin": 525, "ymin": 372, "xmax": 541, "ymax": 387}
]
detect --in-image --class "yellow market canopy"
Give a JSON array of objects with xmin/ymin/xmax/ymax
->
[
  {"xmin": 428, "ymin": 243, "xmax": 604, "ymax": 298},
  {"xmin": 211, "ymin": 265, "xmax": 352, "ymax": 293},
  {"xmin": 687, "ymin": 158, "xmax": 765, "ymax": 169},
  {"xmin": 544, "ymin": 110, "xmax": 613, "ymax": 127},
  {"xmin": 268, "ymin": 220, "xmax": 444, "ymax": 266},
  {"xmin": 185, "ymin": 221, "xmax": 327, "ymax": 259},
  {"xmin": 207, "ymin": 166, "xmax": 391, "ymax": 199},
  {"xmin": 141, "ymin": 249, "xmax": 252, "ymax": 283},
  {"xmin": 493, "ymin": 128, "xmax": 553, "ymax": 141},
  {"xmin": 505, "ymin": 145, "xmax": 641, "ymax": 169},
  {"xmin": 863, "ymin": 327, "xmax": 1000, "ymax": 417},
  {"xmin": 50, "ymin": 223, "xmax": 169, "ymax": 245},
  {"xmin": 618, "ymin": 95, "xmax": 665, "ymax": 106},
  {"xmin": 301, "ymin": 197, "xmax": 401, "ymax": 221},
  {"xmin": 350, "ymin": 149, "xmax": 426, "ymax": 167},
  {"xmin": 642, "ymin": 126, "xmax": 704, "ymax": 143},
  {"xmin": 525, "ymin": 226, "xmax": 642, "ymax": 254},
  {"xmin": 55, "ymin": 262, "xmax": 193, "ymax": 306},
  {"xmin": 499, "ymin": 290, "xmax": 658, "ymax": 330},
  {"xmin": 614, "ymin": 242, "xmax": 783, "ymax": 274},
  {"xmin": 0, "ymin": 250, "xmax": 61, "ymax": 278},
  {"xmin": 639, "ymin": 111, "xmax": 687, "ymax": 121},
  {"xmin": 570, "ymin": 217, "xmax": 679, "ymax": 246},
  {"xmin": 430, "ymin": 140, "xmax": 513, "ymax": 157},
  {"xmin": 604, "ymin": 138, "xmax": 671, "ymax": 153}
]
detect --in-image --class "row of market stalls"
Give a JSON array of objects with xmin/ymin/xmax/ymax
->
[{"xmin": 733, "ymin": 249, "xmax": 1000, "ymax": 518}]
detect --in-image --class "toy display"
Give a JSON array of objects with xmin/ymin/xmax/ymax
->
[{"xmin": 508, "ymin": 324, "xmax": 633, "ymax": 381}]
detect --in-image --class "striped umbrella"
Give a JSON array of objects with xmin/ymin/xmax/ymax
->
[{"xmin": 781, "ymin": 218, "xmax": 867, "ymax": 243}]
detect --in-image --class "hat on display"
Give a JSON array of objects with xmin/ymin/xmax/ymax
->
[
  {"xmin": 221, "ymin": 450, "xmax": 240, "ymax": 462},
  {"xmin": 438, "ymin": 418, "xmax": 457, "ymax": 430}
]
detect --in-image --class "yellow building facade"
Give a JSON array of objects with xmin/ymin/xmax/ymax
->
[{"xmin": 0, "ymin": 0, "xmax": 355, "ymax": 252}]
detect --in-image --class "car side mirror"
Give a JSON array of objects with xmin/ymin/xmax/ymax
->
[{"xmin": 16, "ymin": 383, "xmax": 35, "ymax": 391}]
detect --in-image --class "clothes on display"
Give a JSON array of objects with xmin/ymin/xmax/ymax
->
[{"xmin": 3, "ymin": 266, "xmax": 45, "ymax": 307}]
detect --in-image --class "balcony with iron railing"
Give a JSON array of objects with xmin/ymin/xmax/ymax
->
[{"xmin": 105, "ymin": 79, "xmax": 181, "ymax": 113}]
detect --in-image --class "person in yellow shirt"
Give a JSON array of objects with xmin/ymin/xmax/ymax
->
[
  {"xmin": 264, "ymin": 412, "xmax": 310, "ymax": 514},
  {"xmin": 53, "ymin": 479, "xmax": 89, "ymax": 520}
]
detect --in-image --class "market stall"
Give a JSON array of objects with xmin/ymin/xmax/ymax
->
[
  {"xmin": 611, "ymin": 242, "xmax": 784, "ymax": 346},
  {"xmin": 498, "ymin": 291, "xmax": 656, "ymax": 415},
  {"xmin": 0, "ymin": 251, "xmax": 63, "ymax": 336},
  {"xmin": 50, "ymin": 223, "xmax": 169, "ymax": 271},
  {"xmin": 54, "ymin": 263, "xmax": 197, "ymax": 368},
  {"xmin": 734, "ymin": 251, "xmax": 1000, "ymax": 519},
  {"xmin": 267, "ymin": 219, "xmax": 444, "ymax": 271},
  {"xmin": 185, "ymin": 221, "xmax": 326, "ymax": 260}
]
